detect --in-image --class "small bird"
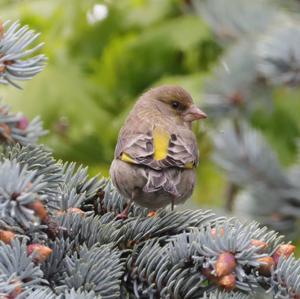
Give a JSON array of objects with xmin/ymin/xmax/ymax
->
[{"xmin": 110, "ymin": 85, "xmax": 207, "ymax": 217}]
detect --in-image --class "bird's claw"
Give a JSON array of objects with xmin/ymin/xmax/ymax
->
[{"xmin": 116, "ymin": 208, "xmax": 129, "ymax": 220}]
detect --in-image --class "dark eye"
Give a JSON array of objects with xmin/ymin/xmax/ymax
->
[{"xmin": 171, "ymin": 101, "xmax": 180, "ymax": 109}]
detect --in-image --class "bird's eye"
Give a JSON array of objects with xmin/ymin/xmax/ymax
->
[{"xmin": 171, "ymin": 101, "xmax": 180, "ymax": 109}]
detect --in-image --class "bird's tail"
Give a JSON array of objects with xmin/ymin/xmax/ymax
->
[{"xmin": 143, "ymin": 169, "xmax": 180, "ymax": 196}]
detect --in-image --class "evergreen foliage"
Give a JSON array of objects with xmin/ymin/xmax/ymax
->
[
  {"xmin": 198, "ymin": 0, "xmax": 300, "ymax": 236},
  {"xmin": 0, "ymin": 5, "xmax": 299, "ymax": 299}
]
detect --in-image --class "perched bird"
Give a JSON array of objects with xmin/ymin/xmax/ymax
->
[{"xmin": 110, "ymin": 85, "xmax": 207, "ymax": 217}]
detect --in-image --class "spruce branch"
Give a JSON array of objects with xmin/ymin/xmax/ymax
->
[
  {"xmin": 98, "ymin": 181, "xmax": 151, "ymax": 217},
  {"xmin": 17, "ymin": 288, "xmax": 99, "ymax": 299},
  {"xmin": 203, "ymin": 42, "xmax": 272, "ymax": 120},
  {"xmin": 212, "ymin": 121, "xmax": 289, "ymax": 189},
  {"xmin": 256, "ymin": 22, "xmax": 300, "ymax": 86},
  {"xmin": 124, "ymin": 219, "xmax": 286, "ymax": 298},
  {"xmin": 64, "ymin": 289, "xmax": 99, "ymax": 299},
  {"xmin": 59, "ymin": 163, "xmax": 106, "ymax": 212},
  {"xmin": 61, "ymin": 244, "xmax": 123, "ymax": 298},
  {"xmin": 0, "ymin": 159, "xmax": 48, "ymax": 228},
  {"xmin": 0, "ymin": 238, "xmax": 46, "ymax": 295},
  {"xmin": 0, "ymin": 102, "xmax": 46, "ymax": 146},
  {"xmin": 0, "ymin": 20, "xmax": 46, "ymax": 89},
  {"xmin": 270, "ymin": 255, "xmax": 300, "ymax": 298},
  {"xmin": 122, "ymin": 209, "xmax": 219, "ymax": 247},
  {"xmin": 5, "ymin": 144, "xmax": 64, "ymax": 211},
  {"xmin": 41, "ymin": 237, "xmax": 75, "ymax": 289},
  {"xmin": 202, "ymin": 291, "xmax": 250, "ymax": 299},
  {"xmin": 193, "ymin": 0, "xmax": 283, "ymax": 42},
  {"xmin": 54, "ymin": 212, "xmax": 124, "ymax": 248},
  {"xmin": 213, "ymin": 122, "xmax": 300, "ymax": 233},
  {"xmin": 16, "ymin": 288, "xmax": 56, "ymax": 299}
]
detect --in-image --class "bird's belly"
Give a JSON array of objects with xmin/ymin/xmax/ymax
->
[
  {"xmin": 109, "ymin": 159, "xmax": 195, "ymax": 209},
  {"xmin": 133, "ymin": 189, "xmax": 177, "ymax": 209}
]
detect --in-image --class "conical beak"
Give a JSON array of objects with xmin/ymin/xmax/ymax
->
[{"xmin": 183, "ymin": 105, "xmax": 207, "ymax": 122}]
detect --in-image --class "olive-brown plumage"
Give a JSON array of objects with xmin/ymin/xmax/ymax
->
[{"xmin": 110, "ymin": 85, "xmax": 206, "ymax": 211}]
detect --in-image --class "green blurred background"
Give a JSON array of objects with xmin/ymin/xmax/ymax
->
[{"xmin": 1, "ymin": 0, "xmax": 299, "ymax": 212}]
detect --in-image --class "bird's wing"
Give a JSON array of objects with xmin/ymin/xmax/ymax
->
[{"xmin": 115, "ymin": 125, "xmax": 199, "ymax": 170}]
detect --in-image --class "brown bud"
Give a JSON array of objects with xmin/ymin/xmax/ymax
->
[
  {"xmin": 4, "ymin": 60, "xmax": 14, "ymax": 66},
  {"xmin": 211, "ymin": 227, "xmax": 225, "ymax": 237},
  {"xmin": 67, "ymin": 207, "xmax": 85, "ymax": 216},
  {"xmin": 0, "ymin": 65, "xmax": 5, "ymax": 73},
  {"xmin": 257, "ymin": 256, "xmax": 275, "ymax": 276},
  {"xmin": 215, "ymin": 252, "xmax": 236, "ymax": 277},
  {"xmin": 251, "ymin": 239, "xmax": 268, "ymax": 252},
  {"xmin": 0, "ymin": 230, "xmax": 15, "ymax": 244},
  {"xmin": 8, "ymin": 284, "xmax": 22, "ymax": 299},
  {"xmin": 27, "ymin": 244, "xmax": 52, "ymax": 263},
  {"xmin": 147, "ymin": 211, "xmax": 157, "ymax": 217},
  {"xmin": 5, "ymin": 279, "xmax": 23, "ymax": 299},
  {"xmin": 273, "ymin": 244, "xmax": 296, "ymax": 264},
  {"xmin": 28, "ymin": 200, "xmax": 48, "ymax": 221},
  {"xmin": 218, "ymin": 274, "xmax": 236, "ymax": 290}
]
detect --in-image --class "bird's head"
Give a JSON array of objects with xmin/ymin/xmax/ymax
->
[{"xmin": 140, "ymin": 85, "xmax": 207, "ymax": 124}]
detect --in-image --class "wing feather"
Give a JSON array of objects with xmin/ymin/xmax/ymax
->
[{"xmin": 115, "ymin": 126, "xmax": 198, "ymax": 170}]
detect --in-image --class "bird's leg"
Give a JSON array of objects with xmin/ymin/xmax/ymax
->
[
  {"xmin": 171, "ymin": 196, "xmax": 175, "ymax": 211},
  {"xmin": 116, "ymin": 200, "xmax": 132, "ymax": 220},
  {"xmin": 116, "ymin": 189, "xmax": 137, "ymax": 220}
]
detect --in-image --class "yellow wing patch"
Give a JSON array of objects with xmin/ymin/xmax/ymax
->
[
  {"xmin": 184, "ymin": 162, "xmax": 194, "ymax": 169},
  {"xmin": 153, "ymin": 127, "xmax": 171, "ymax": 161},
  {"xmin": 121, "ymin": 152, "xmax": 136, "ymax": 164}
]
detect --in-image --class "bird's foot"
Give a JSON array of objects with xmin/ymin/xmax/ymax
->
[
  {"xmin": 116, "ymin": 200, "xmax": 133, "ymax": 220},
  {"xmin": 116, "ymin": 209, "xmax": 129, "ymax": 220}
]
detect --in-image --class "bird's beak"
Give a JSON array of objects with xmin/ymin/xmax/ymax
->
[{"xmin": 182, "ymin": 105, "xmax": 207, "ymax": 122}]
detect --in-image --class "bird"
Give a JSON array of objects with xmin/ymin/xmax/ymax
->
[{"xmin": 109, "ymin": 85, "xmax": 207, "ymax": 218}]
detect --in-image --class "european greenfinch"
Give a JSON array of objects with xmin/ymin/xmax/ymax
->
[{"xmin": 110, "ymin": 85, "xmax": 207, "ymax": 216}]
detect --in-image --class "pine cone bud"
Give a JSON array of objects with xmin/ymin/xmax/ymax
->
[
  {"xmin": 147, "ymin": 211, "xmax": 157, "ymax": 217},
  {"xmin": 215, "ymin": 252, "xmax": 236, "ymax": 277},
  {"xmin": 257, "ymin": 256, "xmax": 275, "ymax": 276},
  {"xmin": 251, "ymin": 239, "xmax": 268, "ymax": 252},
  {"xmin": 27, "ymin": 244, "xmax": 52, "ymax": 263},
  {"xmin": 218, "ymin": 274, "xmax": 236, "ymax": 290},
  {"xmin": 28, "ymin": 200, "xmax": 48, "ymax": 221},
  {"xmin": 0, "ymin": 229, "xmax": 15, "ymax": 244},
  {"xmin": 0, "ymin": 65, "xmax": 5, "ymax": 73},
  {"xmin": 16, "ymin": 116, "xmax": 29, "ymax": 130},
  {"xmin": 273, "ymin": 244, "xmax": 296, "ymax": 264}
]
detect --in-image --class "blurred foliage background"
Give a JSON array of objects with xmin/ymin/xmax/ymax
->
[{"xmin": 0, "ymin": 0, "xmax": 299, "ymax": 225}]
